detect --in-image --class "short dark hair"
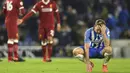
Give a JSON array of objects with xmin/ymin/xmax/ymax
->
[{"xmin": 95, "ymin": 19, "xmax": 106, "ymax": 26}]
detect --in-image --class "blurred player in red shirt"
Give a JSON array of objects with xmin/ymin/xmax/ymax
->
[
  {"xmin": 18, "ymin": 0, "xmax": 61, "ymax": 62},
  {"xmin": 2, "ymin": 0, "xmax": 25, "ymax": 62}
]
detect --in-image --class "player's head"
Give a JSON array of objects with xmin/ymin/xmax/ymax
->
[
  {"xmin": 42, "ymin": 0, "xmax": 50, "ymax": 4},
  {"xmin": 94, "ymin": 19, "xmax": 106, "ymax": 34}
]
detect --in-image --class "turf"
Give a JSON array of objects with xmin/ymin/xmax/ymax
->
[{"xmin": 0, "ymin": 58, "xmax": 130, "ymax": 73}]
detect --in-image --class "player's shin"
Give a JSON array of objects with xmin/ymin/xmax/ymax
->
[
  {"xmin": 103, "ymin": 52, "xmax": 112, "ymax": 65},
  {"xmin": 47, "ymin": 44, "xmax": 52, "ymax": 60},
  {"xmin": 41, "ymin": 41, "xmax": 47, "ymax": 62},
  {"xmin": 102, "ymin": 46, "xmax": 112, "ymax": 72},
  {"xmin": 7, "ymin": 39, "xmax": 14, "ymax": 62},
  {"xmin": 13, "ymin": 39, "xmax": 19, "ymax": 60},
  {"xmin": 103, "ymin": 53, "xmax": 111, "ymax": 72},
  {"xmin": 47, "ymin": 40, "xmax": 53, "ymax": 61},
  {"xmin": 102, "ymin": 46, "xmax": 112, "ymax": 65}
]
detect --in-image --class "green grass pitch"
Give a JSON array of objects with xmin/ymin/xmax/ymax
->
[{"xmin": 0, "ymin": 58, "xmax": 130, "ymax": 73}]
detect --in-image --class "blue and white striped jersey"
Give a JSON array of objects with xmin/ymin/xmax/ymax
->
[{"xmin": 84, "ymin": 27, "xmax": 110, "ymax": 48}]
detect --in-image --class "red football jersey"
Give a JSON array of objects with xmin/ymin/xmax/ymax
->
[
  {"xmin": 31, "ymin": 1, "xmax": 60, "ymax": 28},
  {"xmin": 3, "ymin": 0, "xmax": 25, "ymax": 24}
]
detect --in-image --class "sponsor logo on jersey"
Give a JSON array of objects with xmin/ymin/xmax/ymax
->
[
  {"xmin": 41, "ymin": 5, "xmax": 44, "ymax": 8},
  {"xmin": 42, "ymin": 8, "xmax": 52, "ymax": 12}
]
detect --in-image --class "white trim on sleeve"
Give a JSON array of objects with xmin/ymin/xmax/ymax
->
[
  {"xmin": 19, "ymin": 7, "xmax": 24, "ymax": 9},
  {"xmin": 55, "ymin": 9, "xmax": 59, "ymax": 12},
  {"xmin": 31, "ymin": 9, "xmax": 37, "ymax": 14}
]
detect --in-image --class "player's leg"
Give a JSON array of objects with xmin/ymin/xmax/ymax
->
[
  {"xmin": 13, "ymin": 28, "xmax": 19, "ymax": 61},
  {"xmin": 46, "ymin": 29, "xmax": 55, "ymax": 62},
  {"xmin": 39, "ymin": 30, "xmax": 48, "ymax": 62},
  {"xmin": 102, "ymin": 46, "xmax": 112, "ymax": 65},
  {"xmin": 7, "ymin": 39, "xmax": 14, "ymax": 62},
  {"xmin": 72, "ymin": 47, "xmax": 85, "ymax": 62},
  {"xmin": 13, "ymin": 39, "xmax": 19, "ymax": 61},
  {"xmin": 101, "ymin": 46, "xmax": 112, "ymax": 72},
  {"xmin": 46, "ymin": 36, "xmax": 53, "ymax": 62},
  {"xmin": 73, "ymin": 47, "xmax": 94, "ymax": 72},
  {"xmin": 6, "ymin": 24, "xmax": 14, "ymax": 62},
  {"xmin": 41, "ymin": 39, "xmax": 48, "ymax": 62}
]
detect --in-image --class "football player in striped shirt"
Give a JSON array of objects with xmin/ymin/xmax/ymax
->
[{"xmin": 73, "ymin": 19, "xmax": 112, "ymax": 72}]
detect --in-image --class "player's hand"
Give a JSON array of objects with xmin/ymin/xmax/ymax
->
[
  {"xmin": 17, "ymin": 19, "xmax": 23, "ymax": 25},
  {"xmin": 57, "ymin": 23, "xmax": 61, "ymax": 32},
  {"xmin": 87, "ymin": 62, "xmax": 92, "ymax": 72},
  {"xmin": 100, "ymin": 25, "xmax": 106, "ymax": 35}
]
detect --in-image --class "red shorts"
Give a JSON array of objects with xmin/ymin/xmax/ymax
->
[
  {"xmin": 5, "ymin": 23, "xmax": 18, "ymax": 39},
  {"xmin": 38, "ymin": 27, "xmax": 54, "ymax": 40}
]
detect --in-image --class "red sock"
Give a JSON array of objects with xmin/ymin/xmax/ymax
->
[
  {"xmin": 13, "ymin": 43, "xmax": 18, "ymax": 60},
  {"xmin": 8, "ymin": 44, "xmax": 13, "ymax": 61},
  {"xmin": 42, "ymin": 46, "xmax": 46, "ymax": 61},
  {"xmin": 47, "ymin": 44, "xmax": 52, "ymax": 59}
]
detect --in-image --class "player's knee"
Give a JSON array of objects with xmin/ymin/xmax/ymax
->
[
  {"xmin": 104, "ymin": 46, "xmax": 112, "ymax": 54},
  {"xmin": 47, "ymin": 40, "xmax": 53, "ymax": 45},
  {"xmin": 7, "ymin": 39, "xmax": 14, "ymax": 44},
  {"xmin": 73, "ymin": 48, "xmax": 77, "ymax": 56},
  {"xmin": 73, "ymin": 47, "xmax": 84, "ymax": 56},
  {"xmin": 14, "ymin": 39, "xmax": 19, "ymax": 43},
  {"xmin": 47, "ymin": 36, "xmax": 53, "ymax": 44},
  {"xmin": 41, "ymin": 40, "xmax": 47, "ymax": 46}
]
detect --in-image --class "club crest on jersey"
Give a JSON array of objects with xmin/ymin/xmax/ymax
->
[
  {"xmin": 50, "ymin": 4, "xmax": 52, "ymax": 8},
  {"xmin": 42, "ymin": 8, "xmax": 52, "ymax": 12}
]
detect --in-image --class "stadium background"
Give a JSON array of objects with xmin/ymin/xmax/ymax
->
[{"xmin": 0, "ymin": 0, "xmax": 130, "ymax": 58}]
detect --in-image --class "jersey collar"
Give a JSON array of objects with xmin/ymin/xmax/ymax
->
[{"xmin": 42, "ymin": 0, "xmax": 50, "ymax": 5}]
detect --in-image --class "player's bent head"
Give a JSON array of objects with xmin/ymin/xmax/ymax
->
[
  {"xmin": 72, "ymin": 47, "xmax": 84, "ymax": 56},
  {"xmin": 95, "ymin": 19, "xmax": 106, "ymax": 26},
  {"xmin": 94, "ymin": 19, "xmax": 106, "ymax": 34}
]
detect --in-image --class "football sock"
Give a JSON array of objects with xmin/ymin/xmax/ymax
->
[
  {"xmin": 13, "ymin": 43, "xmax": 18, "ymax": 60},
  {"xmin": 47, "ymin": 44, "xmax": 52, "ymax": 60},
  {"xmin": 42, "ymin": 46, "xmax": 46, "ymax": 61},
  {"xmin": 8, "ymin": 44, "xmax": 13, "ymax": 61},
  {"xmin": 103, "ymin": 53, "xmax": 111, "ymax": 65},
  {"xmin": 75, "ymin": 54, "xmax": 84, "ymax": 62}
]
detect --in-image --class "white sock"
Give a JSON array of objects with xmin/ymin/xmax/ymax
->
[
  {"xmin": 75, "ymin": 54, "xmax": 84, "ymax": 61},
  {"xmin": 103, "ymin": 53, "xmax": 111, "ymax": 65}
]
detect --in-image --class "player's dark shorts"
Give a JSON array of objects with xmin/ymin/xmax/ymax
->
[
  {"xmin": 38, "ymin": 27, "xmax": 54, "ymax": 40},
  {"xmin": 79, "ymin": 46, "xmax": 104, "ymax": 59},
  {"xmin": 5, "ymin": 23, "xmax": 18, "ymax": 39}
]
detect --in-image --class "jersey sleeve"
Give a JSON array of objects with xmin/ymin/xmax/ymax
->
[
  {"xmin": 84, "ymin": 29, "xmax": 91, "ymax": 45},
  {"xmin": 31, "ymin": 3, "xmax": 39, "ymax": 14},
  {"xmin": 53, "ymin": 1, "xmax": 60, "ymax": 24},
  {"xmin": 17, "ymin": 0, "xmax": 25, "ymax": 15},
  {"xmin": 106, "ymin": 28, "xmax": 110, "ymax": 39},
  {"xmin": 2, "ymin": 3, "xmax": 6, "ymax": 14},
  {"xmin": 53, "ymin": 1, "xmax": 59, "ymax": 13}
]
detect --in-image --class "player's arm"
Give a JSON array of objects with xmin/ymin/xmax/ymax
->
[
  {"xmin": 17, "ymin": 11, "xmax": 34, "ymax": 25},
  {"xmin": 100, "ymin": 25, "xmax": 110, "ymax": 46},
  {"xmin": 17, "ymin": 0, "xmax": 25, "ymax": 15},
  {"xmin": 84, "ymin": 30, "xmax": 91, "ymax": 72},
  {"xmin": 53, "ymin": 1, "xmax": 61, "ymax": 31},
  {"xmin": 17, "ymin": 3, "xmax": 39, "ymax": 25},
  {"xmin": 1, "ymin": 3, "xmax": 6, "ymax": 15}
]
